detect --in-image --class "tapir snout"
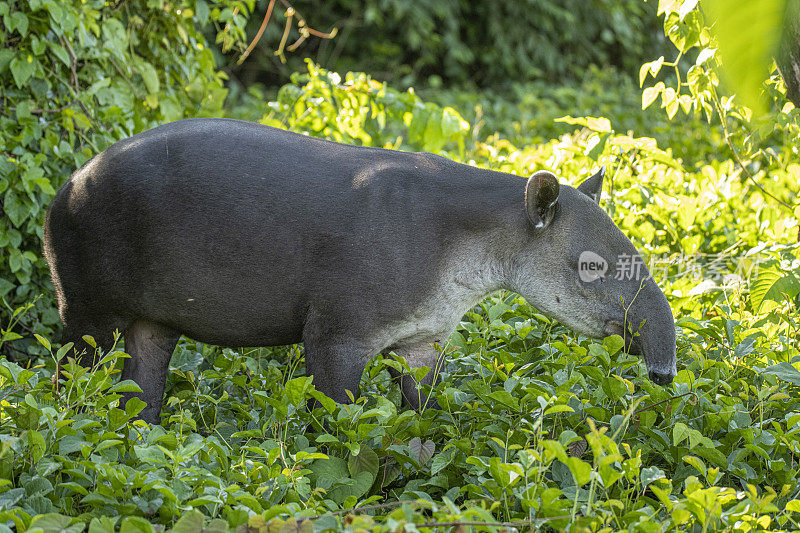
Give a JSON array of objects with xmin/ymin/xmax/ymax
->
[
  {"xmin": 610, "ymin": 277, "xmax": 677, "ymax": 385},
  {"xmin": 43, "ymin": 118, "xmax": 677, "ymax": 424}
]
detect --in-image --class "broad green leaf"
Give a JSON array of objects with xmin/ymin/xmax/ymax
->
[
  {"xmin": 488, "ymin": 390, "xmax": 519, "ymax": 410},
  {"xmin": 564, "ymin": 457, "xmax": 591, "ymax": 486},
  {"xmin": 431, "ymin": 446, "xmax": 455, "ymax": 475},
  {"xmin": 601, "ymin": 376, "xmax": 628, "ymax": 401},
  {"xmin": 119, "ymin": 516, "xmax": 155, "ymax": 533},
  {"xmin": 285, "ymin": 376, "xmax": 313, "ymax": 407},
  {"xmin": 544, "ymin": 404, "xmax": 574, "ymax": 416},
  {"xmin": 749, "ymin": 266, "xmax": 800, "ymax": 312},
  {"xmin": 135, "ymin": 59, "xmax": 160, "ymax": 95},
  {"xmin": 172, "ymin": 510, "xmax": 204, "ymax": 533},
  {"xmin": 0, "ymin": 488, "xmax": 24, "ymax": 510},
  {"xmin": 27, "ymin": 513, "xmax": 84, "ymax": 533},
  {"xmin": 195, "ymin": 0, "xmax": 209, "ymax": 24},
  {"xmin": 673, "ymin": 422, "xmax": 690, "ymax": 446},
  {"xmin": 27, "ymin": 430, "xmax": 46, "ymax": 462},
  {"xmin": 761, "ymin": 362, "xmax": 800, "ymax": 385},
  {"xmin": 9, "ymin": 56, "xmax": 35, "ymax": 88},
  {"xmin": 8, "ymin": 12, "xmax": 28, "ymax": 36},
  {"xmin": 683, "ymin": 455, "xmax": 706, "ymax": 475},
  {"xmin": 310, "ymin": 456, "xmax": 348, "ymax": 491},
  {"xmin": 124, "ymin": 397, "xmax": 147, "ymax": 417},
  {"xmin": 108, "ymin": 380, "xmax": 142, "ymax": 394},
  {"xmin": 89, "ymin": 516, "xmax": 119, "ymax": 533},
  {"xmin": 641, "ymin": 466, "xmax": 666, "ymax": 487},
  {"xmin": 3, "ymin": 191, "xmax": 27, "ymax": 227},
  {"xmin": 603, "ymin": 334, "xmax": 625, "ymax": 356},
  {"xmin": 348, "ymin": 445, "xmax": 379, "ymax": 479}
]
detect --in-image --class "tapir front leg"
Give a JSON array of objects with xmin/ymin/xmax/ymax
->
[
  {"xmin": 122, "ymin": 319, "xmax": 181, "ymax": 424},
  {"xmin": 302, "ymin": 312, "xmax": 379, "ymax": 404},
  {"xmin": 389, "ymin": 342, "xmax": 444, "ymax": 410}
]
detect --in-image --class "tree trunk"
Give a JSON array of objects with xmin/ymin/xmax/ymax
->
[{"xmin": 777, "ymin": 3, "xmax": 800, "ymax": 107}]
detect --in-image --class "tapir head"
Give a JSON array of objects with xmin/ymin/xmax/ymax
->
[{"xmin": 511, "ymin": 168, "xmax": 677, "ymax": 385}]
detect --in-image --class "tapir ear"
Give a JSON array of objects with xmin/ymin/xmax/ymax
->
[
  {"xmin": 577, "ymin": 166, "xmax": 605, "ymax": 204},
  {"xmin": 525, "ymin": 171, "xmax": 560, "ymax": 229}
]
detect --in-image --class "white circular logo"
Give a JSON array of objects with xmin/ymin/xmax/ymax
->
[{"xmin": 578, "ymin": 251, "xmax": 608, "ymax": 282}]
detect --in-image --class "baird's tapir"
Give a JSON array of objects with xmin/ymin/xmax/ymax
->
[{"xmin": 44, "ymin": 118, "xmax": 677, "ymax": 424}]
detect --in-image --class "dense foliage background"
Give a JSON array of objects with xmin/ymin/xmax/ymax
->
[
  {"xmin": 228, "ymin": 0, "xmax": 670, "ymax": 87},
  {"xmin": 1, "ymin": 0, "xmax": 800, "ymax": 531}
]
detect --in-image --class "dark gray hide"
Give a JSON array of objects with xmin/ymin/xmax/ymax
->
[{"xmin": 43, "ymin": 118, "xmax": 677, "ymax": 424}]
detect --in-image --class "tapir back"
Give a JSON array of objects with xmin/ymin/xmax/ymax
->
[{"xmin": 44, "ymin": 118, "xmax": 520, "ymax": 348}]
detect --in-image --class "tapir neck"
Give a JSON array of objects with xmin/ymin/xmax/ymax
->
[{"xmin": 428, "ymin": 164, "xmax": 534, "ymax": 300}]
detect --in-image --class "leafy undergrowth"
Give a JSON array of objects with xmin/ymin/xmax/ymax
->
[
  {"xmin": 2, "ymin": 64, "xmax": 800, "ymax": 531},
  {"xmin": 1, "ymin": 286, "xmax": 800, "ymax": 532}
]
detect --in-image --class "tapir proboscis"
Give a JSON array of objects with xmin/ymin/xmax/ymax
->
[{"xmin": 43, "ymin": 118, "xmax": 677, "ymax": 424}]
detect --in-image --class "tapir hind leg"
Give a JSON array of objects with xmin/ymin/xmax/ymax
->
[
  {"xmin": 122, "ymin": 319, "xmax": 181, "ymax": 424},
  {"xmin": 388, "ymin": 342, "xmax": 444, "ymax": 410}
]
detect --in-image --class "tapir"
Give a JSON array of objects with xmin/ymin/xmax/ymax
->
[{"xmin": 43, "ymin": 118, "xmax": 677, "ymax": 424}]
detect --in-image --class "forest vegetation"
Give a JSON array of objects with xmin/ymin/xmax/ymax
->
[{"xmin": 1, "ymin": 0, "xmax": 799, "ymax": 531}]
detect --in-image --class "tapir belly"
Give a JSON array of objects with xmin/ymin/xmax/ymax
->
[{"xmin": 136, "ymin": 271, "xmax": 308, "ymax": 348}]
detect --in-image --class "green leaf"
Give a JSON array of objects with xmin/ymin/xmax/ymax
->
[
  {"xmin": 0, "ymin": 49, "xmax": 13, "ymax": 73},
  {"xmin": 27, "ymin": 430, "xmax": 46, "ymax": 462},
  {"xmin": 310, "ymin": 456, "xmax": 348, "ymax": 491},
  {"xmin": 33, "ymin": 334, "xmax": 51, "ymax": 352},
  {"xmin": 8, "ymin": 12, "xmax": 28, "ymax": 36},
  {"xmin": 87, "ymin": 517, "xmax": 117, "ymax": 533},
  {"xmin": 601, "ymin": 376, "xmax": 628, "ymax": 401},
  {"xmin": 9, "ymin": 56, "xmax": 35, "ymax": 88},
  {"xmin": 703, "ymin": 0, "xmax": 787, "ymax": 115},
  {"xmin": 564, "ymin": 457, "xmax": 591, "ymax": 486},
  {"xmin": 109, "ymin": 380, "xmax": 142, "ymax": 394},
  {"xmin": 431, "ymin": 446, "xmax": 455, "ymax": 475},
  {"xmin": 135, "ymin": 59, "xmax": 160, "ymax": 95},
  {"xmin": 172, "ymin": 510, "xmax": 204, "ymax": 533},
  {"xmin": 488, "ymin": 390, "xmax": 520, "ymax": 410},
  {"xmin": 133, "ymin": 445, "xmax": 166, "ymax": 463},
  {"xmin": 348, "ymin": 445, "xmax": 379, "ymax": 479},
  {"xmin": 119, "ymin": 516, "xmax": 155, "ymax": 533},
  {"xmin": 27, "ymin": 513, "xmax": 84, "ymax": 533},
  {"xmin": 683, "ymin": 455, "xmax": 706, "ymax": 475},
  {"xmin": 673, "ymin": 422, "xmax": 690, "ymax": 446},
  {"xmin": 603, "ymin": 334, "xmax": 625, "ymax": 356},
  {"xmin": 3, "ymin": 191, "xmax": 27, "ymax": 227},
  {"xmin": 544, "ymin": 404, "xmax": 574, "ymax": 416},
  {"xmin": 693, "ymin": 445, "xmax": 728, "ymax": 469},
  {"xmin": 0, "ymin": 488, "xmax": 24, "ymax": 510},
  {"xmin": 195, "ymin": 0, "xmax": 209, "ymax": 24},
  {"xmin": 310, "ymin": 390, "xmax": 336, "ymax": 414},
  {"xmin": 749, "ymin": 266, "xmax": 800, "ymax": 312},
  {"xmin": 761, "ymin": 362, "xmax": 800, "ymax": 385},
  {"xmin": 640, "ymin": 466, "xmax": 665, "ymax": 487},
  {"xmin": 285, "ymin": 376, "xmax": 313, "ymax": 407}
]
